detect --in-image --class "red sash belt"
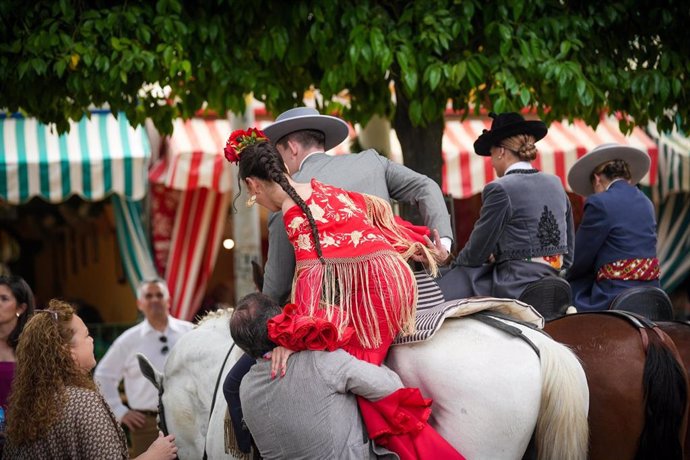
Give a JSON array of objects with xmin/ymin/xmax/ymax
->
[{"xmin": 596, "ymin": 257, "xmax": 660, "ymax": 281}]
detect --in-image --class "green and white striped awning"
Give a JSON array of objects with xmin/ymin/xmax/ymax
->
[
  {"xmin": 648, "ymin": 124, "xmax": 690, "ymax": 292},
  {"xmin": 0, "ymin": 112, "xmax": 150, "ymax": 204},
  {"xmin": 649, "ymin": 124, "xmax": 690, "ymax": 199}
]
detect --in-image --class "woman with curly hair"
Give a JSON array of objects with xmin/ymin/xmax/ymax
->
[
  {"xmin": 222, "ymin": 129, "xmax": 462, "ymax": 460},
  {"xmin": 3, "ymin": 299, "xmax": 177, "ymax": 459}
]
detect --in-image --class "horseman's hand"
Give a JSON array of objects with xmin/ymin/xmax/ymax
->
[
  {"xmin": 410, "ymin": 229, "xmax": 449, "ymax": 265},
  {"xmin": 269, "ymin": 346, "xmax": 295, "ymax": 379},
  {"xmin": 139, "ymin": 432, "xmax": 177, "ymax": 460},
  {"xmin": 121, "ymin": 410, "xmax": 146, "ymax": 430}
]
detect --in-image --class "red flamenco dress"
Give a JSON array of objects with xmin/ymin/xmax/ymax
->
[{"xmin": 268, "ymin": 179, "xmax": 464, "ymax": 460}]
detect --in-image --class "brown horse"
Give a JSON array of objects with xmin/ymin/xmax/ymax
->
[{"xmin": 545, "ymin": 312, "xmax": 689, "ymax": 460}]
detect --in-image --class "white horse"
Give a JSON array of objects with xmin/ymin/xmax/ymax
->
[{"xmin": 140, "ymin": 308, "xmax": 589, "ymax": 460}]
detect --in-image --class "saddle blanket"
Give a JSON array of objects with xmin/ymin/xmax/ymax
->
[{"xmin": 392, "ymin": 272, "xmax": 544, "ymax": 346}]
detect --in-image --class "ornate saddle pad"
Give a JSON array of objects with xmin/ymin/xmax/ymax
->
[{"xmin": 392, "ymin": 272, "xmax": 545, "ymax": 346}]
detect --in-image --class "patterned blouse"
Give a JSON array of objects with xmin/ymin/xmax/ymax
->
[{"xmin": 3, "ymin": 386, "xmax": 129, "ymax": 459}]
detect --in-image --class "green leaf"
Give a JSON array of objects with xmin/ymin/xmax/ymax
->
[
  {"xmin": 493, "ymin": 96, "xmax": 508, "ymax": 114},
  {"xmin": 379, "ymin": 48, "xmax": 393, "ymax": 74},
  {"xmin": 454, "ymin": 61, "xmax": 467, "ymax": 83},
  {"xmin": 512, "ymin": 2, "xmax": 524, "ymax": 20},
  {"xmin": 498, "ymin": 24, "xmax": 511, "ymax": 42},
  {"xmin": 520, "ymin": 87, "xmax": 530, "ymax": 106},
  {"xmin": 56, "ymin": 60, "xmax": 67, "ymax": 77},
  {"xmin": 428, "ymin": 66, "xmax": 441, "ymax": 91},
  {"xmin": 370, "ymin": 28, "xmax": 385, "ymax": 52},
  {"xmin": 672, "ymin": 78, "xmax": 682, "ymax": 96},
  {"xmin": 576, "ymin": 79, "xmax": 586, "ymax": 98},
  {"xmin": 409, "ymin": 100, "xmax": 423, "ymax": 125},
  {"xmin": 402, "ymin": 69, "xmax": 418, "ymax": 94}
]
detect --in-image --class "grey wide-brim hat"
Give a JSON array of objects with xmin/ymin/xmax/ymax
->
[
  {"xmin": 263, "ymin": 107, "xmax": 349, "ymax": 151},
  {"xmin": 567, "ymin": 143, "xmax": 650, "ymax": 197}
]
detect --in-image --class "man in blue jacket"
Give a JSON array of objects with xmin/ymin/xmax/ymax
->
[{"xmin": 566, "ymin": 143, "xmax": 659, "ymax": 311}]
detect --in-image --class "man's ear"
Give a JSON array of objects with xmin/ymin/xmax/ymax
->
[{"xmin": 286, "ymin": 139, "xmax": 300, "ymax": 158}]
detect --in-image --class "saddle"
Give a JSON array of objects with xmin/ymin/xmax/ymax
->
[{"xmin": 393, "ymin": 272, "xmax": 544, "ymax": 346}]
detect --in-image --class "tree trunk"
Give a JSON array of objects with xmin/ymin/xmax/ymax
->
[
  {"xmin": 391, "ymin": 83, "xmax": 445, "ymax": 225},
  {"xmin": 391, "ymin": 85, "xmax": 444, "ymax": 186}
]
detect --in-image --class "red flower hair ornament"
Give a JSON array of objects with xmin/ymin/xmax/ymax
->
[{"xmin": 224, "ymin": 128, "xmax": 268, "ymax": 164}]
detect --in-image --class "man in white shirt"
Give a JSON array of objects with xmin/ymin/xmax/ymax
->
[{"xmin": 95, "ymin": 278, "xmax": 194, "ymax": 456}]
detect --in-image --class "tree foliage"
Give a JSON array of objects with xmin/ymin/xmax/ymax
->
[{"xmin": 2, "ymin": 0, "xmax": 689, "ymax": 183}]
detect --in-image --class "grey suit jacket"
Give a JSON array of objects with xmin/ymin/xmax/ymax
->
[
  {"xmin": 240, "ymin": 350, "xmax": 401, "ymax": 460},
  {"xmin": 263, "ymin": 149, "xmax": 453, "ymax": 303}
]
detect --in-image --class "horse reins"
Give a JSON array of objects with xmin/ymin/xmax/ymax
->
[
  {"xmin": 473, "ymin": 311, "xmax": 542, "ymax": 359},
  {"xmin": 202, "ymin": 342, "xmax": 236, "ymax": 460}
]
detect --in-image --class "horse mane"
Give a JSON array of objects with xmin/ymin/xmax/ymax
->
[{"xmin": 195, "ymin": 307, "xmax": 234, "ymax": 327}]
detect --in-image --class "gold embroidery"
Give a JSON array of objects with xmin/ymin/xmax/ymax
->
[
  {"xmin": 308, "ymin": 202, "xmax": 327, "ymax": 222},
  {"xmin": 287, "ymin": 216, "xmax": 305, "ymax": 230}
]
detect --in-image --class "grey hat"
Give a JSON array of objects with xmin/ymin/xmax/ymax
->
[
  {"xmin": 567, "ymin": 143, "xmax": 650, "ymax": 197},
  {"xmin": 263, "ymin": 107, "xmax": 349, "ymax": 151}
]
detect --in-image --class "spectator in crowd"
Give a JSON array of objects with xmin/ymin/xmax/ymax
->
[
  {"xmin": 0, "ymin": 275, "xmax": 35, "ymax": 411},
  {"xmin": 3, "ymin": 299, "xmax": 177, "ymax": 459},
  {"xmin": 95, "ymin": 279, "xmax": 193, "ymax": 456},
  {"xmin": 0, "ymin": 275, "xmax": 35, "ymax": 454}
]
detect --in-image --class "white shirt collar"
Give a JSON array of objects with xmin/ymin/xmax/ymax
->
[
  {"xmin": 505, "ymin": 161, "xmax": 533, "ymax": 173},
  {"xmin": 298, "ymin": 151, "xmax": 325, "ymax": 171},
  {"xmin": 606, "ymin": 178, "xmax": 626, "ymax": 190},
  {"xmin": 138, "ymin": 315, "xmax": 187, "ymax": 337}
]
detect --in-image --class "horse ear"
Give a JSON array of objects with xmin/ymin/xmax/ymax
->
[
  {"xmin": 251, "ymin": 260, "xmax": 264, "ymax": 292},
  {"xmin": 137, "ymin": 353, "xmax": 163, "ymax": 390}
]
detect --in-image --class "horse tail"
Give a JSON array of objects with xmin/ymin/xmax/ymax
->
[
  {"xmin": 535, "ymin": 337, "xmax": 589, "ymax": 460},
  {"xmin": 636, "ymin": 330, "xmax": 687, "ymax": 460}
]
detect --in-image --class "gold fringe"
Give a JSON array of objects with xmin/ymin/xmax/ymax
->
[
  {"xmin": 224, "ymin": 407, "xmax": 251, "ymax": 460},
  {"xmin": 363, "ymin": 194, "xmax": 439, "ymax": 277},
  {"xmin": 292, "ymin": 250, "xmax": 417, "ymax": 349}
]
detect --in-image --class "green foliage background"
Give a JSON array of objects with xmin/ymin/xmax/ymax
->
[{"xmin": 1, "ymin": 0, "xmax": 689, "ymax": 182}]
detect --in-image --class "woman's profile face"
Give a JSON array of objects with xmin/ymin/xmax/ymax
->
[
  {"xmin": 70, "ymin": 315, "xmax": 96, "ymax": 372},
  {"xmin": 0, "ymin": 284, "xmax": 23, "ymax": 328}
]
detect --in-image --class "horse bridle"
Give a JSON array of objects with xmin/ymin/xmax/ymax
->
[
  {"xmin": 155, "ymin": 343, "xmax": 236, "ymax": 460},
  {"xmin": 203, "ymin": 343, "xmax": 236, "ymax": 460}
]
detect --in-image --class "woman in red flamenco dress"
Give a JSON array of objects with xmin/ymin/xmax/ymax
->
[{"xmin": 225, "ymin": 128, "xmax": 464, "ymax": 460}]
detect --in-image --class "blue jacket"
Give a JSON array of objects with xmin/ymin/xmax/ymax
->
[{"xmin": 568, "ymin": 180, "xmax": 659, "ymax": 311}]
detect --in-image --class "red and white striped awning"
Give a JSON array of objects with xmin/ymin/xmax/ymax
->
[
  {"xmin": 435, "ymin": 117, "xmax": 658, "ymax": 199},
  {"xmin": 150, "ymin": 115, "xmax": 658, "ymax": 200},
  {"xmin": 149, "ymin": 118, "xmax": 234, "ymax": 192}
]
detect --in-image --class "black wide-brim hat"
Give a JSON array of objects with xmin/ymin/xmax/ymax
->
[
  {"xmin": 474, "ymin": 112, "xmax": 548, "ymax": 156},
  {"xmin": 567, "ymin": 143, "xmax": 650, "ymax": 197},
  {"xmin": 263, "ymin": 107, "xmax": 349, "ymax": 151}
]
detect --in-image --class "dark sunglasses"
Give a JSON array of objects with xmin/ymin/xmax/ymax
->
[{"xmin": 159, "ymin": 335, "xmax": 169, "ymax": 355}]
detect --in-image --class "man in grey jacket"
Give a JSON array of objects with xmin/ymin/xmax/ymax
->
[
  {"xmin": 261, "ymin": 107, "xmax": 454, "ymax": 304},
  {"xmin": 231, "ymin": 293, "xmax": 400, "ymax": 460}
]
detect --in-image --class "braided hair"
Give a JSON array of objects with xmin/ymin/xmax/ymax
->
[
  {"xmin": 500, "ymin": 134, "xmax": 538, "ymax": 162},
  {"xmin": 237, "ymin": 141, "xmax": 325, "ymax": 263}
]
